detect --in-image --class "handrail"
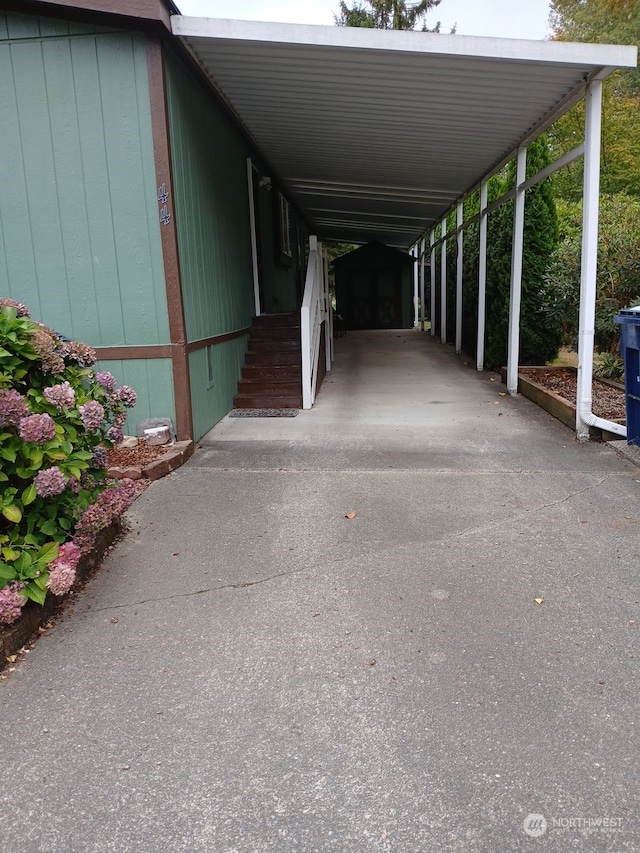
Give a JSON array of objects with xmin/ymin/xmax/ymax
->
[{"xmin": 301, "ymin": 235, "xmax": 330, "ymax": 409}]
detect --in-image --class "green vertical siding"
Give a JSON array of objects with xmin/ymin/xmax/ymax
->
[
  {"xmin": 0, "ymin": 11, "xmax": 114, "ymax": 39},
  {"xmin": 95, "ymin": 359, "xmax": 175, "ymax": 437},
  {"xmin": 164, "ymin": 52, "xmax": 256, "ymax": 342},
  {"xmin": 188, "ymin": 337, "xmax": 249, "ymax": 441},
  {"xmin": 0, "ymin": 23, "xmax": 168, "ymax": 347}
]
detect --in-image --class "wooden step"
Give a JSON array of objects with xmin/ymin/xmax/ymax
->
[
  {"xmin": 234, "ymin": 393, "xmax": 302, "ymax": 409},
  {"xmin": 248, "ymin": 339, "xmax": 301, "ymax": 353},
  {"xmin": 237, "ymin": 378, "xmax": 301, "ymax": 394},
  {"xmin": 245, "ymin": 351, "xmax": 301, "ymax": 367},
  {"xmin": 253, "ymin": 312, "xmax": 299, "ymax": 327},
  {"xmin": 250, "ymin": 325, "xmax": 301, "ymax": 341},
  {"xmin": 241, "ymin": 365, "xmax": 301, "ymax": 380}
]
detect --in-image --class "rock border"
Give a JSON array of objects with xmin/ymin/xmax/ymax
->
[{"xmin": 107, "ymin": 440, "xmax": 194, "ymax": 481}]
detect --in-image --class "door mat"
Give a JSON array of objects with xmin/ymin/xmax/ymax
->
[{"xmin": 229, "ymin": 409, "xmax": 299, "ymax": 418}]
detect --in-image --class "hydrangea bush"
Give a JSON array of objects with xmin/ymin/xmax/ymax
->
[{"xmin": 0, "ymin": 299, "xmax": 138, "ymax": 625}]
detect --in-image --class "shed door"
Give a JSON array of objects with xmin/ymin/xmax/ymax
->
[{"xmin": 348, "ymin": 269, "xmax": 402, "ymax": 330}]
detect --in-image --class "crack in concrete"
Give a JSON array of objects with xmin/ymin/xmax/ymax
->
[{"xmin": 93, "ymin": 475, "xmax": 614, "ymax": 615}]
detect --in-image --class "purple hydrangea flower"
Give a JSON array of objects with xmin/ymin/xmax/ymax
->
[
  {"xmin": 0, "ymin": 582, "xmax": 25, "ymax": 625},
  {"xmin": 68, "ymin": 476, "xmax": 81, "ymax": 494},
  {"xmin": 96, "ymin": 371, "xmax": 117, "ymax": 392},
  {"xmin": 91, "ymin": 446, "xmax": 108, "ymax": 470},
  {"xmin": 31, "ymin": 328, "xmax": 65, "ymax": 374},
  {"xmin": 19, "ymin": 413, "xmax": 56, "ymax": 444},
  {"xmin": 116, "ymin": 386, "xmax": 137, "ymax": 408},
  {"xmin": 112, "ymin": 410, "xmax": 127, "ymax": 428},
  {"xmin": 0, "ymin": 389, "xmax": 30, "ymax": 427},
  {"xmin": 106, "ymin": 426, "xmax": 123, "ymax": 444},
  {"xmin": 79, "ymin": 401, "xmax": 105, "ymax": 431},
  {"xmin": 43, "ymin": 381, "xmax": 75, "ymax": 411},
  {"xmin": 34, "ymin": 466, "xmax": 67, "ymax": 497}
]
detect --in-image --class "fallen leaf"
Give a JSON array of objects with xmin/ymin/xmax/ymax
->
[
  {"xmin": 364, "ymin": 659, "xmax": 377, "ymax": 667},
  {"xmin": 345, "ymin": 511, "xmax": 357, "ymax": 520},
  {"xmin": 111, "ymin": 617, "xmax": 119, "ymax": 624},
  {"xmin": 498, "ymin": 392, "xmax": 507, "ymax": 397},
  {"xmin": 534, "ymin": 598, "xmax": 544, "ymax": 605},
  {"xmin": 5, "ymin": 655, "xmax": 17, "ymax": 664},
  {"xmin": 172, "ymin": 552, "xmax": 179, "ymax": 556},
  {"xmin": 493, "ymin": 401, "xmax": 500, "ymax": 405}
]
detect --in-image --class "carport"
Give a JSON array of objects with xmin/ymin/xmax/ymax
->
[{"xmin": 171, "ymin": 17, "xmax": 636, "ymax": 439}]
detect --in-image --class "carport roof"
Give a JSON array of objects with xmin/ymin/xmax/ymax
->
[{"xmin": 171, "ymin": 17, "xmax": 636, "ymax": 248}]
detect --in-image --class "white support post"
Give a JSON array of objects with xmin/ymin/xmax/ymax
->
[
  {"xmin": 413, "ymin": 245, "xmax": 419, "ymax": 327},
  {"xmin": 430, "ymin": 229, "xmax": 436, "ymax": 336},
  {"xmin": 455, "ymin": 202, "xmax": 464, "ymax": 354},
  {"xmin": 576, "ymin": 80, "xmax": 603, "ymax": 441},
  {"xmin": 323, "ymin": 245, "xmax": 332, "ymax": 372},
  {"xmin": 440, "ymin": 216, "xmax": 448, "ymax": 344},
  {"xmin": 477, "ymin": 180, "xmax": 488, "ymax": 371},
  {"xmin": 246, "ymin": 158, "xmax": 261, "ymax": 317},
  {"xmin": 419, "ymin": 237, "xmax": 426, "ymax": 331},
  {"xmin": 506, "ymin": 147, "xmax": 527, "ymax": 395}
]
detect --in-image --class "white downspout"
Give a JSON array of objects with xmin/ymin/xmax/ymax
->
[
  {"xmin": 576, "ymin": 79, "xmax": 627, "ymax": 440},
  {"xmin": 413, "ymin": 244, "xmax": 419, "ymax": 327}
]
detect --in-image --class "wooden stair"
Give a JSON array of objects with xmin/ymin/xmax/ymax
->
[{"xmin": 234, "ymin": 313, "xmax": 302, "ymax": 409}]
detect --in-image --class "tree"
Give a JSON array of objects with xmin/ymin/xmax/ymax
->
[{"xmin": 335, "ymin": 0, "xmax": 442, "ymax": 31}]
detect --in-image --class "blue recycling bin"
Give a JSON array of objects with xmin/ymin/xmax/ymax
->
[{"xmin": 614, "ymin": 306, "xmax": 640, "ymax": 446}]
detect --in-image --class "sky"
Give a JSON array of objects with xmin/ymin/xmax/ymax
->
[{"xmin": 176, "ymin": 0, "xmax": 553, "ymax": 41}]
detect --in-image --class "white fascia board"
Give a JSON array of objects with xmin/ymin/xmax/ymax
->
[{"xmin": 171, "ymin": 16, "xmax": 637, "ymax": 70}]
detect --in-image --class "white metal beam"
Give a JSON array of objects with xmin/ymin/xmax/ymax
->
[
  {"xmin": 440, "ymin": 216, "xmax": 447, "ymax": 344},
  {"xmin": 477, "ymin": 179, "xmax": 488, "ymax": 371},
  {"xmin": 246, "ymin": 158, "xmax": 261, "ymax": 316},
  {"xmin": 430, "ymin": 229, "xmax": 436, "ymax": 337},
  {"xmin": 506, "ymin": 147, "xmax": 527, "ymax": 395},
  {"xmin": 455, "ymin": 201, "xmax": 464, "ymax": 354},
  {"xmin": 420, "ymin": 236, "xmax": 426, "ymax": 331}
]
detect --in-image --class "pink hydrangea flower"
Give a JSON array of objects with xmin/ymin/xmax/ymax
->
[
  {"xmin": 19, "ymin": 413, "xmax": 56, "ymax": 444},
  {"xmin": 0, "ymin": 298, "xmax": 30, "ymax": 317},
  {"xmin": 0, "ymin": 389, "xmax": 30, "ymax": 426},
  {"xmin": 79, "ymin": 401, "xmax": 105, "ymax": 431},
  {"xmin": 43, "ymin": 381, "xmax": 75, "ymax": 411},
  {"xmin": 0, "ymin": 583, "xmax": 25, "ymax": 625},
  {"xmin": 46, "ymin": 542, "xmax": 81, "ymax": 596},
  {"xmin": 34, "ymin": 466, "xmax": 67, "ymax": 497}
]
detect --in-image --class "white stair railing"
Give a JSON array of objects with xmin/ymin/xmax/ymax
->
[{"xmin": 301, "ymin": 236, "xmax": 332, "ymax": 409}]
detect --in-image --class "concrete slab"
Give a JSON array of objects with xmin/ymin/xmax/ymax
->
[{"xmin": 2, "ymin": 331, "xmax": 640, "ymax": 852}]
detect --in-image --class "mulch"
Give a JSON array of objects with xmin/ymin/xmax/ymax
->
[{"xmin": 519, "ymin": 367, "xmax": 626, "ymax": 421}]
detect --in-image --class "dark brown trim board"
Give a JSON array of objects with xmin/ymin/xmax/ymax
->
[
  {"xmin": 1, "ymin": 0, "xmax": 177, "ymax": 31},
  {"xmin": 146, "ymin": 34, "xmax": 193, "ymax": 443},
  {"xmin": 186, "ymin": 328, "xmax": 251, "ymax": 355},
  {"xmin": 94, "ymin": 345, "xmax": 173, "ymax": 360}
]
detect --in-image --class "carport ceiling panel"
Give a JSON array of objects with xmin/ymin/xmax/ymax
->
[{"xmin": 173, "ymin": 19, "xmax": 636, "ymax": 243}]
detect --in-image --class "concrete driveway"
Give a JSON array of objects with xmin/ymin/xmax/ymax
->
[{"xmin": 1, "ymin": 331, "xmax": 639, "ymax": 852}]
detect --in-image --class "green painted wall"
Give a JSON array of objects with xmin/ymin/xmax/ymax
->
[
  {"xmin": 188, "ymin": 336, "xmax": 249, "ymax": 441},
  {"xmin": 96, "ymin": 358, "xmax": 176, "ymax": 436},
  {"xmin": 0, "ymin": 12, "xmax": 173, "ymax": 435},
  {"xmin": 0, "ymin": 18, "xmax": 168, "ymax": 346}
]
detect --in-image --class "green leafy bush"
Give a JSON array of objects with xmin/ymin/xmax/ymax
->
[{"xmin": 0, "ymin": 300, "xmax": 137, "ymax": 624}]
